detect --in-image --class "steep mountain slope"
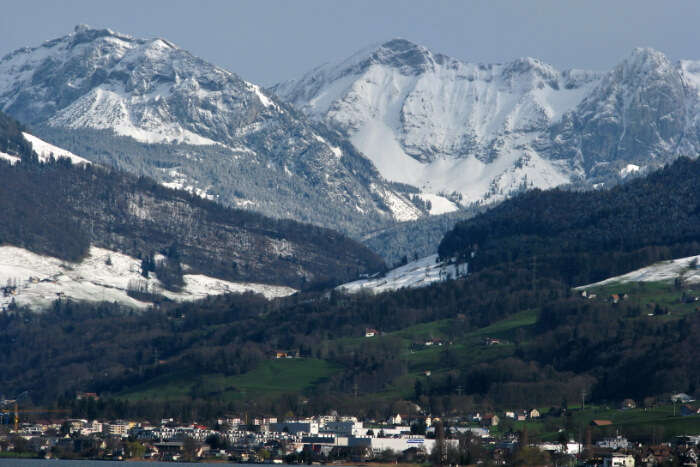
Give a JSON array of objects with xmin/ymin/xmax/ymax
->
[
  {"xmin": 0, "ymin": 111, "xmax": 385, "ymax": 297},
  {"xmin": 359, "ymin": 207, "xmax": 482, "ymax": 266},
  {"xmin": 0, "ymin": 26, "xmax": 424, "ymax": 233},
  {"xmin": 272, "ymin": 39, "xmax": 600, "ymax": 205},
  {"xmin": 546, "ymin": 48, "xmax": 700, "ymax": 178},
  {"xmin": 273, "ymin": 40, "xmax": 700, "ymax": 205}
]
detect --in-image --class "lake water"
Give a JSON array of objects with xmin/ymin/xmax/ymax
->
[{"xmin": 0, "ymin": 460, "xmax": 251, "ymax": 466}]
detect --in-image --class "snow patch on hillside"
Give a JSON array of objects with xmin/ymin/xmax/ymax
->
[
  {"xmin": 338, "ymin": 254, "xmax": 463, "ymax": 294},
  {"xmin": 576, "ymin": 254, "xmax": 700, "ymax": 289},
  {"xmin": 371, "ymin": 184, "xmax": 422, "ymax": 221},
  {"xmin": 416, "ymin": 193, "xmax": 458, "ymax": 215},
  {"xmin": 0, "ymin": 151, "xmax": 20, "ymax": 165},
  {"xmin": 48, "ymin": 87, "xmax": 221, "ymax": 146},
  {"xmin": 0, "ymin": 245, "xmax": 296, "ymax": 311},
  {"xmin": 161, "ymin": 170, "xmax": 216, "ymax": 200},
  {"xmin": 313, "ymin": 134, "xmax": 342, "ymax": 158},
  {"xmin": 247, "ymin": 81, "xmax": 279, "ymax": 110},
  {"xmin": 620, "ymin": 164, "xmax": 640, "ymax": 178},
  {"xmin": 22, "ymin": 132, "xmax": 90, "ymax": 164}
]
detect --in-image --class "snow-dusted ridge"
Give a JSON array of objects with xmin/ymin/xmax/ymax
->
[
  {"xmin": 22, "ymin": 132, "xmax": 89, "ymax": 164},
  {"xmin": 274, "ymin": 40, "xmax": 700, "ymax": 206},
  {"xmin": 576, "ymin": 254, "xmax": 700, "ymax": 290},
  {"xmin": 338, "ymin": 254, "xmax": 465, "ymax": 294},
  {"xmin": 0, "ymin": 245, "xmax": 296, "ymax": 311},
  {"xmin": 273, "ymin": 39, "xmax": 602, "ymax": 205},
  {"xmin": 0, "ymin": 25, "xmax": 425, "ymax": 230},
  {"xmin": 0, "ymin": 132, "xmax": 90, "ymax": 166}
]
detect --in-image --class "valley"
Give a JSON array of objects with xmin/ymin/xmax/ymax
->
[{"xmin": 0, "ymin": 12, "xmax": 699, "ymax": 465}]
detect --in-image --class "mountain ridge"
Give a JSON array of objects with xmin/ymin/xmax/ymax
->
[
  {"xmin": 0, "ymin": 26, "xmax": 427, "ymax": 234},
  {"xmin": 273, "ymin": 39, "xmax": 700, "ymax": 207}
]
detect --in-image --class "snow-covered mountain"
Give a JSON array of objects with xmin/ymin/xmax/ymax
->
[
  {"xmin": 273, "ymin": 40, "xmax": 700, "ymax": 205},
  {"xmin": 0, "ymin": 26, "xmax": 425, "ymax": 233},
  {"xmin": 546, "ymin": 48, "xmax": 700, "ymax": 177}
]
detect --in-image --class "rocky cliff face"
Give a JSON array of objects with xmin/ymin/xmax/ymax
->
[
  {"xmin": 545, "ymin": 48, "xmax": 700, "ymax": 178},
  {"xmin": 0, "ymin": 26, "xmax": 425, "ymax": 234},
  {"xmin": 274, "ymin": 41, "xmax": 700, "ymax": 204}
]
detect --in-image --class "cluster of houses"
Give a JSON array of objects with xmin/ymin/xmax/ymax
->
[
  {"xmin": 2, "ymin": 394, "xmax": 700, "ymax": 464},
  {"xmin": 579, "ymin": 290, "xmax": 631, "ymax": 303},
  {"xmin": 0, "ymin": 413, "xmax": 465, "ymax": 462},
  {"xmin": 2, "ymin": 411, "xmax": 699, "ymax": 465}
]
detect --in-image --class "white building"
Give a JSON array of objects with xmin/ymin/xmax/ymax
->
[
  {"xmin": 671, "ymin": 393, "xmax": 695, "ymax": 403},
  {"xmin": 320, "ymin": 420, "xmax": 364, "ymax": 437},
  {"xmin": 105, "ymin": 420, "xmax": 130, "ymax": 437},
  {"xmin": 375, "ymin": 426, "xmax": 411, "ymax": 437},
  {"xmin": 536, "ymin": 441, "xmax": 581, "ymax": 455},
  {"xmin": 604, "ymin": 453, "xmax": 635, "ymax": 467},
  {"xmin": 269, "ymin": 420, "xmax": 319, "ymax": 435},
  {"xmin": 363, "ymin": 436, "xmax": 458, "ymax": 454},
  {"xmin": 597, "ymin": 436, "xmax": 630, "ymax": 450},
  {"xmin": 80, "ymin": 420, "xmax": 103, "ymax": 436}
]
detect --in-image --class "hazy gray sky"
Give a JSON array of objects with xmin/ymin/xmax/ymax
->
[{"xmin": 2, "ymin": 0, "xmax": 699, "ymax": 85}]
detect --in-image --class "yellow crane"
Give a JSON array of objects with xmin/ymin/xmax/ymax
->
[{"xmin": 6, "ymin": 402, "xmax": 69, "ymax": 432}]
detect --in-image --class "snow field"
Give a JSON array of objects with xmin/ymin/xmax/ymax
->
[
  {"xmin": 577, "ymin": 254, "xmax": 700, "ymax": 290},
  {"xmin": 0, "ymin": 245, "xmax": 296, "ymax": 311},
  {"xmin": 338, "ymin": 254, "xmax": 461, "ymax": 294}
]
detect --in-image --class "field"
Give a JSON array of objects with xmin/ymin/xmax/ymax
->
[
  {"xmin": 116, "ymin": 280, "xmax": 698, "ymax": 417},
  {"xmin": 117, "ymin": 310, "xmax": 538, "ymax": 403},
  {"xmin": 499, "ymin": 404, "xmax": 700, "ymax": 442},
  {"xmin": 583, "ymin": 280, "xmax": 700, "ymax": 320},
  {"xmin": 118, "ymin": 358, "xmax": 339, "ymax": 402}
]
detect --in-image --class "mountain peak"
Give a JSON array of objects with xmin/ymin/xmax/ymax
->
[
  {"xmin": 378, "ymin": 38, "xmax": 423, "ymax": 52},
  {"xmin": 629, "ymin": 46, "xmax": 666, "ymax": 60},
  {"xmin": 620, "ymin": 47, "xmax": 673, "ymax": 74},
  {"xmin": 64, "ymin": 24, "xmax": 136, "ymax": 50},
  {"xmin": 368, "ymin": 38, "xmax": 438, "ymax": 74},
  {"xmin": 501, "ymin": 56, "xmax": 559, "ymax": 81},
  {"xmin": 74, "ymin": 24, "xmax": 91, "ymax": 33}
]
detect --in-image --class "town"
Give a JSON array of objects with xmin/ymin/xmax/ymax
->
[{"xmin": 2, "ymin": 394, "xmax": 700, "ymax": 465}]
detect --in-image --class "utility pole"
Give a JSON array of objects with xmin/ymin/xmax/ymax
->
[{"xmin": 581, "ymin": 389, "xmax": 586, "ymax": 411}]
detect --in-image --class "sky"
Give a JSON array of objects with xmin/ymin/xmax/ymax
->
[{"xmin": 2, "ymin": 0, "xmax": 699, "ymax": 86}]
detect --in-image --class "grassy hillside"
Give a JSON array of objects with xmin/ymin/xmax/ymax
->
[
  {"xmin": 119, "ymin": 358, "xmax": 339, "ymax": 402},
  {"xmin": 502, "ymin": 404, "xmax": 700, "ymax": 443}
]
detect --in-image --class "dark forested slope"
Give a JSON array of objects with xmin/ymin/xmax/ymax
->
[
  {"xmin": 0, "ymin": 113, "xmax": 384, "ymax": 289},
  {"xmin": 439, "ymin": 157, "xmax": 700, "ymax": 286}
]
